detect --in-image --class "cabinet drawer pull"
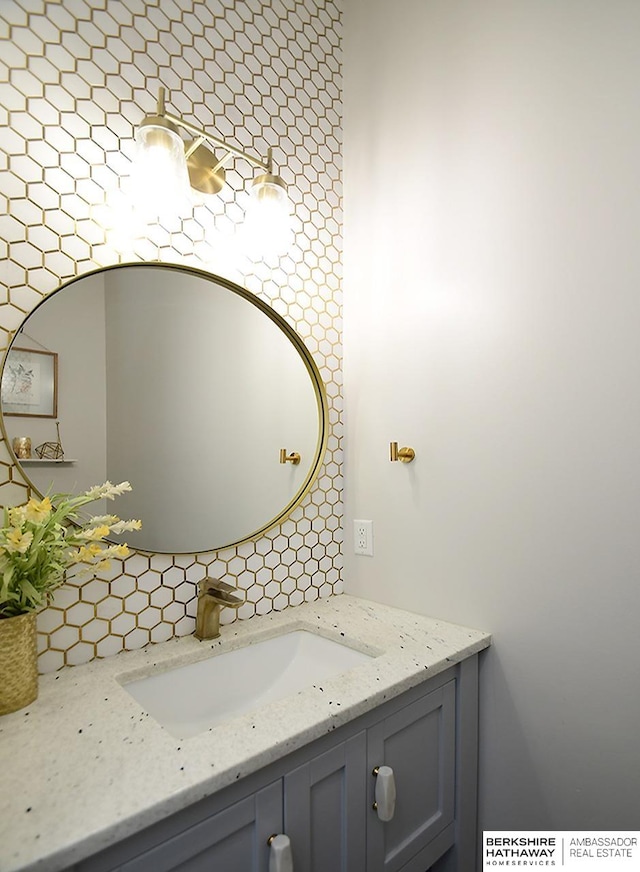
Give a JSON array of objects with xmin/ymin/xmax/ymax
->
[
  {"xmin": 373, "ymin": 764, "xmax": 396, "ymax": 821},
  {"xmin": 267, "ymin": 833, "xmax": 294, "ymax": 872}
]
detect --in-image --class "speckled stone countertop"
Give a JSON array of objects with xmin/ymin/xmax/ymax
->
[{"xmin": 0, "ymin": 595, "xmax": 490, "ymax": 872}]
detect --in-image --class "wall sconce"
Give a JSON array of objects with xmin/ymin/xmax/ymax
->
[
  {"xmin": 389, "ymin": 442, "xmax": 415, "ymax": 463},
  {"xmin": 133, "ymin": 87, "xmax": 292, "ymax": 255}
]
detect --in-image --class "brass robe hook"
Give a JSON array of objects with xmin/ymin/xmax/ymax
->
[
  {"xmin": 280, "ymin": 449, "xmax": 300, "ymax": 465},
  {"xmin": 390, "ymin": 442, "xmax": 415, "ymax": 463}
]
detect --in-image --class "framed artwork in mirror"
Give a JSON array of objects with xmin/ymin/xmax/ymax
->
[{"xmin": 1, "ymin": 347, "xmax": 58, "ymax": 418}]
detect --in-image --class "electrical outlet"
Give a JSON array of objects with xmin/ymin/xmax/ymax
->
[{"xmin": 353, "ymin": 519, "xmax": 374, "ymax": 556}]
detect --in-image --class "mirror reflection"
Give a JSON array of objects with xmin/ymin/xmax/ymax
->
[{"xmin": 1, "ymin": 264, "xmax": 327, "ymax": 553}]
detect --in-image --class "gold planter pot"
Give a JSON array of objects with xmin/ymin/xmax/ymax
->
[{"xmin": 0, "ymin": 612, "xmax": 38, "ymax": 715}]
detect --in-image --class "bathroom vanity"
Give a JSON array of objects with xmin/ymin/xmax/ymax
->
[{"xmin": 0, "ymin": 596, "xmax": 490, "ymax": 872}]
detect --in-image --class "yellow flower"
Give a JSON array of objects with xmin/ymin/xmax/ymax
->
[
  {"xmin": 108, "ymin": 519, "xmax": 142, "ymax": 534},
  {"xmin": 100, "ymin": 543, "xmax": 130, "ymax": 560},
  {"xmin": 88, "ymin": 515, "xmax": 119, "ymax": 526},
  {"xmin": 24, "ymin": 497, "xmax": 52, "ymax": 523},
  {"xmin": 1, "ymin": 481, "xmax": 141, "ymax": 618},
  {"xmin": 80, "ymin": 525, "xmax": 110, "ymax": 541},
  {"xmin": 84, "ymin": 481, "xmax": 132, "ymax": 501},
  {"xmin": 71, "ymin": 543, "xmax": 103, "ymax": 563},
  {"xmin": 4, "ymin": 528, "xmax": 33, "ymax": 554},
  {"xmin": 8, "ymin": 506, "xmax": 27, "ymax": 528}
]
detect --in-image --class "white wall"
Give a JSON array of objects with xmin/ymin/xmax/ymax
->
[
  {"xmin": 104, "ymin": 268, "xmax": 319, "ymax": 553},
  {"xmin": 344, "ymin": 0, "xmax": 640, "ymax": 830}
]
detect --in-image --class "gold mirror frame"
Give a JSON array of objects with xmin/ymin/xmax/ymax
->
[{"xmin": 0, "ymin": 263, "xmax": 329, "ymax": 555}]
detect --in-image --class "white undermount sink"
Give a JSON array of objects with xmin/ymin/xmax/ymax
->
[{"xmin": 120, "ymin": 630, "xmax": 375, "ymax": 739}]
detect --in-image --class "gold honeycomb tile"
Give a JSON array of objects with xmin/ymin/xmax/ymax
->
[
  {"xmin": 110, "ymin": 611, "xmax": 136, "ymax": 636},
  {"xmin": 150, "ymin": 623, "xmax": 173, "ymax": 644},
  {"xmin": 66, "ymin": 641, "xmax": 97, "ymax": 665},
  {"xmin": 1, "ymin": 0, "xmax": 343, "ymax": 672},
  {"xmin": 124, "ymin": 627, "xmax": 150, "ymax": 649},
  {"xmin": 149, "ymin": 586, "xmax": 172, "ymax": 609},
  {"xmin": 81, "ymin": 619, "xmax": 110, "ymax": 644},
  {"xmin": 96, "ymin": 635, "xmax": 123, "ymax": 658}
]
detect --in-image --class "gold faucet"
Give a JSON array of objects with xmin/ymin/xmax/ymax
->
[{"xmin": 195, "ymin": 577, "xmax": 244, "ymax": 641}]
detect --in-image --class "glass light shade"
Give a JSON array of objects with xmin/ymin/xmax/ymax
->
[
  {"xmin": 243, "ymin": 173, "xmax": 292, "ymax": 258},
  {"xmin": 133, "ymin": 121, "xmax": 190, "ymax": 219}
]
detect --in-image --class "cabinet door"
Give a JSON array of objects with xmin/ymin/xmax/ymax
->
[
  {"xmin": 284, "ymin": 731, "xmax": 367, "ymax": 872},
  {"xmin": 367, "ymin": 681, "xmax": 456, "ymax": 872},
  {"xmin": 114, "ymin": 781, "xmax": 282, "ymax": 872}
]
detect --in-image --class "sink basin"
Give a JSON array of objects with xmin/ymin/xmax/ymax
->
[{"xmin": 120, "ymin": 630, "xmax": 374, "ymax": 739}]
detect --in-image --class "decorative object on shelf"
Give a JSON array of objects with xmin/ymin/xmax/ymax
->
[
  {"xmin": 1, "ymin": 347, "xmax": 58, "ymax": 418},
  {"xmin": 12, "ymin": 436, "xmax": 31, "ymax": 459},
  {"xmin": 35, "ymin": 421, "xmax": 65, "ymax": 460},
  {"xmin": 132, "ymin": 87, "xmax": 292, "ymax": 256},
  {"xmin": 389, "ymin": 442, "xmax": 416, "ymax": 463},
  {"xmin": 0, "ymin": 482, "xmax": 142, "ymax": 714}
]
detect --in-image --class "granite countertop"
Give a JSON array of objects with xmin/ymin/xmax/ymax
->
[{"xmin": 0, "ymin": 595, "xmax": 491, "ymax": 872}]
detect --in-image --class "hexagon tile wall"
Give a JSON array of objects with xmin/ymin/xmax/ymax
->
[{"xmin": 0, "ymin": 0, "xmax": 343, "ymax": 672}]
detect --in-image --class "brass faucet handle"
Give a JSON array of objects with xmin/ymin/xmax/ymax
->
[
  {"xmin": 198, "ymin": 577, "xmax": 245, "ymax": 606},
  {"xmin": 198, "ymin": 576, "xmax": 223, "ymax": 594},
  {"xmin": 200, "ymin": 577, "xmax": 239, "ymax": 594},
  {"xmin": 213, "ymin": 590, "xmax": 244, "ymax": 608}
]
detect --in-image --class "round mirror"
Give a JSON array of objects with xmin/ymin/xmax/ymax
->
[{"xmin": 0, "ymin": 264, "xmax": 328, "ymax": 554}]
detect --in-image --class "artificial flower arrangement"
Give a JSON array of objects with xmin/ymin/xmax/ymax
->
[{"xmin": 0, "ymin": 481, "xmax": 141, "ymax": 618}]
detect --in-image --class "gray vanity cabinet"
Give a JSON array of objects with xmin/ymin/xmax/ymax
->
[
  {"xmin": 72, "ymin": 658, "xmax": 479, "ymax": 872},
  {"xmin": 284, "ymin": 731, "xmax": 368, "ymax": 871},
  {"xmin": 367, "ymin": 681, "xmax": 456, "ymax": 872},
  {"xmin": 100, "ymin": 781, "xmax": 282, "ymax": 872}
]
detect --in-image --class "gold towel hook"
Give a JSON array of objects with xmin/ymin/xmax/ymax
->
[
  {"xmin": 280, "ymin": 449, "xmax": 301, "ymax": 465},
  {"xmin": 389, "ymin": 442, "xmax": 415, "ymax": 463}
]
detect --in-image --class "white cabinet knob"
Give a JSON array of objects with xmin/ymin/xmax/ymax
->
[
  {"xmin": 373, "ymin": 765, "xmax": 396, "ymax": 821},
  {"xmin": 268, "ymin": 833, "xmax": 293, "ymax": 872}
]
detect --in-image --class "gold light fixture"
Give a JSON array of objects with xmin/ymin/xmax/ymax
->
[{"xmin": 133, "ymin": 87, "xmax": 292, "ymax": 255}]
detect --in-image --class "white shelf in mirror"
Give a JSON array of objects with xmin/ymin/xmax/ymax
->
[{"xmin": 19, "ymin": 458, "xmax": 77, "ymax": 464}]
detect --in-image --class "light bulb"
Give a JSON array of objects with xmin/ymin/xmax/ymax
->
[
  {"xmin": 133, "ymin": 120, "xmax": 190, "ymax": 220},
  {"xmin": 242, "ymin": 172, "xmax": 292, "ymax": 259}
]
